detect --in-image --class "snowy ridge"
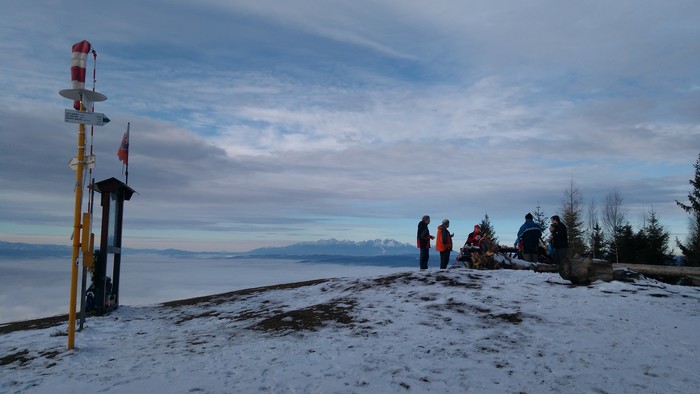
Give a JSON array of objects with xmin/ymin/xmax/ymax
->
[{"xmin": 1, "ymin": 269, "xmax": 699, "ymax": 393}]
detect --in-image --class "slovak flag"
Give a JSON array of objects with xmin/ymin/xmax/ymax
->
[{"xmin": 117, "ymin": 123, "xmax": 130, "ymax": 165}]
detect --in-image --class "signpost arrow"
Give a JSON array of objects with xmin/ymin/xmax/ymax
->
[
  {"xmin": 64, "ymin": 109, "xmax": 108, "ymax": 126},
  {"xmin": 68, "ymin": 155, "xmax": 96, "ymax": 171}
]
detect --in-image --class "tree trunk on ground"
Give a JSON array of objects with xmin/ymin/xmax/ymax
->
[
  {"xmin": 561, "ymin": 257, "xmax": 613, "ymax": 284},
  {"xmin": 612, "ymin": 263, "xmax": 700, "ymax": 278}
]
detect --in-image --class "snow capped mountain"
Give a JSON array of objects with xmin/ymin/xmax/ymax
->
[
  {"xmin": 246, "ymin": 238, "xmax": 416, "ymax": 256},
  {"xmin": 0, "ymin": 239, "xmax": 416, "ymax": 259}
]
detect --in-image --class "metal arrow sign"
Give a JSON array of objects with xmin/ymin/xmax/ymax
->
[{"xmin": 64, "ymin": 109, "xmax": 109, "ymax": 126}]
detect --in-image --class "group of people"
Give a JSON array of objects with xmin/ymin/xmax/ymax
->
[
  {"xmin": 417, "ymin": 215, "xmax": 450, "ymax": 269},
  {"xmin": 417, "ymin": 215, "xmax": 473, "ymax": 270},
  {"xmin": 516, "ymin": 212, "xmax": 569, "ymax": 265},
  {"xmin": 417, "ymin": 212, "xmax": 569, "ymax": 270}
]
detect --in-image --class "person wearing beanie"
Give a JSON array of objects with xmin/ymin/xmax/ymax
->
[
  {"xmin": 466, "ymin": 224, "xmax": 482, "ymax": 247},
  {"xmin": 457, "ymin": 224, "xmax": 485, "ymax": 268},
  {"xmin": 516, "ymin": 212, "xmax": 542, "ymax": 262},
  {"xmin": 435, "ymin": 219, "xmax": 454, "ymax": 269},
  {"xmin": 416, "ymin": 215, "xmax": 435, "ymax": 270}
]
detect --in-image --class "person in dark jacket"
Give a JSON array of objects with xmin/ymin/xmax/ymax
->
[
  {"xmin": 417, "ymin": 215, "xmax": 435, "ymax": 270},
  {"xmin": 466, "ymin": 224, "xmax": 483, "ymax": 248},
  {"xmin": 516, "ymin": 213, "xmax": 542, "ymax": 262},
  {"xmin": 458, "ymin": 224, "xmax": 485, "ymax": 267},
  {"xmin": 435, "ymin": 219, "xmax": 454, "ymax": 269},
  {"xmin": 549, "ymin": 215, "xmax": 569, "ymax": 265}
]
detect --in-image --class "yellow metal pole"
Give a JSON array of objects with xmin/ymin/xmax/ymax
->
[{"xmin": 67, "ymin": 104, "xmax": 86, "ymax": 350}]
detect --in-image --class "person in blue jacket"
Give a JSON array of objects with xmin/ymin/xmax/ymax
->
[{"xmin": 516, "ymin": 212, "xmax": 542, "ymax": 262}]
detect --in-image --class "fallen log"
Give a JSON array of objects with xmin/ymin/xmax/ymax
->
[
  {"xmin": 561, "ymin": 257, "xmax": 613, "ymax": 284},
  {"xmin": 612, "ymin": 263, "xmax": 700, "ymax": 286},
  {"xmin": 612, "ymin": 263, "xmax": 700, "ymax": 277}
]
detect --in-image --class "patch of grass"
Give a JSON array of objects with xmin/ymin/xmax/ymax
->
[
  {"xmin": 489, "ymin": 312, "xmax": 523, "ymax": 324},
  {"xmin": 0, "ymin": 349, "xmax": 30, "ymax": 366},
  {"xmin": 253, "ymin": 298, "xmax": 356, "ymax": 332},
  {"xmin": 0, "ymin": 314, "xmax": 69, "ymax": 334},
  {"xmin": 160, "ymin": 279, "xmax": 332, "ymax": 308},
  {"xmin": 174, "ymin": 310, "xmax": 220, "ymax": 325}
]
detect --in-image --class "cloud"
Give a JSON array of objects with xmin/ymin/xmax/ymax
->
[{"xmin": 0, "ymin": 1, "xmax": 699, "ymax": 251}]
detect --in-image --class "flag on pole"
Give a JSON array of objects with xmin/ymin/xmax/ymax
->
[
  {"xmin": 71, "ymin": 40, "xmax": 91, "ymax": 110},
  {"xmin": 117, "ymin": 123, "xmax": 130, "ymax": 165}
]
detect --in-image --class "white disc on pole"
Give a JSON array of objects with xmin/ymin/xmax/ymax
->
[{"xmin": 59, "ymin": 88, "xmax": 107, "ymax": 102}]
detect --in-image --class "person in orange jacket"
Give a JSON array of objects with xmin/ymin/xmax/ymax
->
[{"xmin": 435, "ymin": 219, "xmax": 454, "ymax": 269}]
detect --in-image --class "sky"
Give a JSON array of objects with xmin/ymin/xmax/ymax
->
[
  {"xmin": 1, "ymin": 1, "xmax": 699, "ymax": 252},
  {"xmin": 1, "ymin": 260, "xmax": 699, "ymax": 393}
]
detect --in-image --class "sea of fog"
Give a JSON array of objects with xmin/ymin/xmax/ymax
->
[{"xmin": 0, "ymin": 254, "xmax": 414, "ymax": 324}]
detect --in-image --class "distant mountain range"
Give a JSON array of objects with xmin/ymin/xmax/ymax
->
[
  {"xmin": 0, "ymin": 241, "xmax": 73, "ymax": 259},
  {"xmin": 247, "ymin": 238, "xmax": 415, "ymax": 256},
  {"xmin": 0, "ymin": 239, "xmax": 417, "ymax": 259}
]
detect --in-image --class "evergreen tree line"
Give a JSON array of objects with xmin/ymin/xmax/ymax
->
[{"xmin": 473, "ymin": 153, "xmax": 700, "ymax": 267}]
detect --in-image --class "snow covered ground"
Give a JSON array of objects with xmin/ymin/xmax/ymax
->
[
  {"xmin": 0, "ymin": 254, "xmax": 411, "ymax": 324},
  {"xmin": 2, "ymin": 264, "xmax": 699, "ymax": 393}
]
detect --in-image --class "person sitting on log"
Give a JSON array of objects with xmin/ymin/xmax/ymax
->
[
  {"xmin": 458, "ymin": 224, "xmax": 485, "ymax": 266},
  {"xmin": 467, "ymin": 224, "xmax": 483, "ymax": 247}
]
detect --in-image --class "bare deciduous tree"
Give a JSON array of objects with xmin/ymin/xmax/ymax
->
[{"xmin": 602, "ymin": 190, "xmax": 626, "ymax": 264}]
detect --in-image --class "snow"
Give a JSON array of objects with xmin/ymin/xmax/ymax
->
[
  {"xmin": 1, "ymin": 256, "xmax": 700, "ymax": 393},
  {"xmin": 0, "ymin": 255, "xmax": 410, "ymax": 324}
]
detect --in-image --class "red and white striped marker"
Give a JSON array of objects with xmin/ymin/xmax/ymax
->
[{"xmin": 70, "ymin": 40, "xmax": 91, "ymax": 109}]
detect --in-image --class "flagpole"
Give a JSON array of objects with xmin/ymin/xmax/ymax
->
[
  {"xmin": 80, "ymin": 48, "xmax": 98, "ymax": 332},
  {"xmin": 125, "ymin": 122, "xmax": 130, "ymax": 185}
]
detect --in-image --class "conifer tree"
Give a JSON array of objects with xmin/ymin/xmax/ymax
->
[
  {"xmin": 532, "ymin": 202, "xmax": 548, "ymax": 232},
  {"xmin": 590, "ymin": 221, "xmax": 606, "ymax": 259},
  {"xmin": 586, "ymin": 199, "xmax": 598, "ymax": 258},
  {"xmin": 676, "ymin": 153, "xmax": 700, "ymax": 267},
  {"xmin": 479, "ymin": 213, "xmax": 499, "ymax": 246},
  {"xmin": 616, "ymin": 224, "xmax": 637, "ymax": 264},
  {"xmin": 636, "ymin": 208, "xmax": 673, "ymax": 265}
]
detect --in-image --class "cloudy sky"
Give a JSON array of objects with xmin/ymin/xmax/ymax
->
[{"xmin": 1, "ymin": 0, "xmax": 698, "ymax": 252}]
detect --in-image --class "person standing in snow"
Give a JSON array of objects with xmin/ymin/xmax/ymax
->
[
  {"xmin": 436, "ymin": 219, "xmax": 454, "ymax": 269},
  {"xmin": 417, "ymin": 215, "xmax": 435, "ymax": 270},
  {"xmin": 516, "ymin": 213, "xmax": 542, "ymax": 262},
  {"xmin": 549, "ymin": 215, "xmax": 569, "ymax": 265}
]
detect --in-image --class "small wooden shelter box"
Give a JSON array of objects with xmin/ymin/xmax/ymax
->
[{"xmin": 93, "ymin": 177, "xmax": 135, "ymax": 314}]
